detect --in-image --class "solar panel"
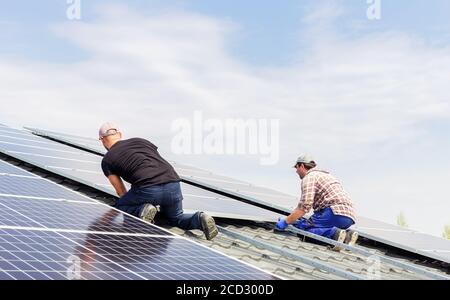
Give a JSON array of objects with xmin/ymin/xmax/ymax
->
[
  {"xmin": 25, "ymin": 127, "xmax": 106, "ymax": 154},
  {"xmin": 0, "ymin": 228, "xmax": 142, "ymax": 280},
  {"xmin": 0, "ymin": 133, "xmax": 72, "ymax": 149},
  {"xmin": 26, "ymin": 127, "xmax": 450, "ymax": 264},
  {"xmin": 0, "ymin": 159, "xmax": 278, "ymax": 280},
  {"xmin": 0, "ymin": 228, "xmax": 277, "ymax": 280},
  {"xmin": 180, "ymin": 184, "xmax": 279, "ymax": 220},
  {"xmin": 0, "ymin": 196, "xmax": 170, "ymax": 236},
  {"xmin": 0, "ymin": 161, "xmax": 32, "ymax": 176},
  {"xmin": 354, "ymin": 217, "xmax": 450, "ymax": 262},
  {"xmin": 0, "ymin": 126, "xmax": 281, "ymax": 222},
  {"xmin": 6, "ymin": 151, "xmax": 101, "ymax": 170},
  {"xmin": 0, "ymin": 175, "xmax": 93, "ymax": 203},
  {"xmin": 0, "ymin": 200, "xmax": 44, "ymax": 228},
  {"xmin": 0, "ymin": 129, "xmax": 80, "ymax": 151},
  {"xmin": 0, "ymin": 140, "xmax": 98, "ymax": 161},
  {"xmin": 355, "ymin": 216, "xmax": 417, "ymax": 233}
]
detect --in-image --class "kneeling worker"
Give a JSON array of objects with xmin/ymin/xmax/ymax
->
[
  {"xmin": 276, "ymin": 155, "xmax": 358, "ymax": 245},
  {"xmin": 99, "ymin": 122, "xmax": 218, "ymax": 240}
]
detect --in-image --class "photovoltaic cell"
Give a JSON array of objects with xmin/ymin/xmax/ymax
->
[
  {"xmin": 355, "ymin": 216, "xmax": 417, "ymax": 233},
  {"xmin": 0, "ymin": 159, "xmax": 278, "ymax": 280},
  {"xmin": 0, "ymin": 133, "xmax": 68, "ymax": 149},
  {"xmin": 0, "ymin": 128, "xmax": 39, "ymax": 139},
  {"xmin": 354, "ymin": 217, "xmax": 450, "ymax": 263},
  {"xmin": 0, "ymin": 228, "xmax": 145, "ymax": 280},
  {"xmin": 0, "ymin": 174, "xmax": 93, "ymax": 203},
  {"xmin": 0, "ymin": 202, "xmax": 43, "ymax": 228},
  {"xmin": 0, "ymin": 196, "xmax": 170, "ymax": 236},
  {"xmin": 0, "ymin": 140, "xmax": 97, "ymax": 161},
  {"xmin": 181, "ymin": 184, "xmax": 279, "ymax": 220},
  {"xmin": 61, "ymin": 232, "xmax": 278, "ymax": 280},
  {"xmin": 11, "ymin": 152, "xmax": 101, "ymax": 170},
  {"xmin": 0, "ymin": 160, "xmax": 32, "ymax": 177},
  {"xmin": 355, "ymin": 225, "xmax": 450, "ymax": 251},
  {"xmin": 182, "ymin": 175, "xmax": 298, "ymax": 209},
  {"xmin": 0, "ymin": 228, "xmax": 277, "ymax": 280}
]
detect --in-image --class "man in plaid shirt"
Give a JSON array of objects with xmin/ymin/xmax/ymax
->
[{"xmin": 276, "ymin": 155, "xmax": 358, "ymax": 245}]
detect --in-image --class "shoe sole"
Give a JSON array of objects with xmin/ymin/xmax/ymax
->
[
  {"xmin": 347, "ymin": 231, "xmax": 359, "ymax": 247},
  {"xmin": 201, "ymin": 215, "xmax": 219, "ymax": 240},
  {"xmin": 141, "ymin": 205, "xmax": 158, "ymax": 223},
  {"xmin": 332, "ymin": 229, "xmax": 347, "ymax": 251}
]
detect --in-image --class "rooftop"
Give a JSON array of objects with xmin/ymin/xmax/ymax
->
[{"xmin": 1, "ymin": 153, "xmax": 448, "ymax": 280}]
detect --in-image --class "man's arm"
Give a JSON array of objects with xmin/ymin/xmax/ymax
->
[
  {"xmin": 291, "ymin": 174, "xmax": 316, "ymax": 222},
  {"xmin": 286, "ymin": 208, "xmax": 306, "ymax": 224},
  {"xmin": 275, "ymin": 175, "xmax": 315, "ymax": 230},
  {"xmin": 107, "ymin": 175, "xmax": 127, "ymax": 197}
]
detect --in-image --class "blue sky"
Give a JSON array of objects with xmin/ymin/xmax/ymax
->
[
  {"xmin": 2, "ymin": 0, "xmax": 450, "ymax": 63},
  {"xmin": 0, "ymin": 0, "xmax": 449, "ymax": 237}
]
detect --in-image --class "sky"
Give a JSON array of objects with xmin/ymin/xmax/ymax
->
[{"xmin": 0, "ymin": 0, "xmax": 449, "ymax": 237}]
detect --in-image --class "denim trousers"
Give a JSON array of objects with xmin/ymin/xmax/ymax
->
[{"xmin": 115, "ymin": 181, "xmax": 202, "ymax": 230}]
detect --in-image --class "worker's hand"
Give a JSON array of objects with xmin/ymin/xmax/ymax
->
[{"xmin": 275, "ymin": 218, "xmax": 289, "ymax": 231}]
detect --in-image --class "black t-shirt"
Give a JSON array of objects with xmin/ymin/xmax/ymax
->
[{"xmin": 101, "ymin": 138, "xmax": 180, "ymax": 188}]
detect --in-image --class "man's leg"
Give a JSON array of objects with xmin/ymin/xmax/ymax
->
[
  {"xmin": 161, "ymin": 183, "xmax": 202, "ymax": 230},
  {"xmin": 115, "ymin": 188, "xmax": 142, "ymax": 217},
  {"xmin": 293, "ymin": 208, "xmax": 353, "ymax": 239},
  {"xmin": 293, "ymin": 217, "xmax": 337, "ymax": 239},
  {"xmin": 126, "ymin": 186, "xmax": 164, "ymax": 221}
]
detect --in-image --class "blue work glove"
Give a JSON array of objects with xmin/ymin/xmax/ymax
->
[{"xmin": 275, "ymin": 218, "xmax": 289, "ymax": 231}]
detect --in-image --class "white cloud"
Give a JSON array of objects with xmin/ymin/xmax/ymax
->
[{"xmin": 0, "ymin": 3, "xmax": 449, "ymax": 236}]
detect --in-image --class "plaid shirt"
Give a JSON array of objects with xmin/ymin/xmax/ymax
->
[{"xmin": 298, "ymin": 168, "xmax": 356, "ymax": 222}]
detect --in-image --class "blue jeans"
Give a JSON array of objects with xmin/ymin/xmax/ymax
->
[
  {"xmin": 293, "ymin": 207, "xmax": 354, "ymax": 239},
  {"xmin": 115, "ymin": 181, "xmax": 202, "ymax": 230}
]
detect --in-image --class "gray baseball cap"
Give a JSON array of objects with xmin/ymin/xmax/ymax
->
[
  {"xmin": 294, "ymin": 154, "xmax": 315, "ymax": 167},
  {"xmin": 99, "ymin": 121, "xmax": 121, "ymax": 138}
]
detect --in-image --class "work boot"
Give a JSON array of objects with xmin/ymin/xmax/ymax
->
[
  {"xmin": 344, "ymin": 230, "xmax": 359, "ymax": 247},
  {"xmin": 140, "ymin": 204, "xmax": 158, "ymax": 223},
  {"xmin": 331, "ymin": 228, "xmax": 347, "ymax": 251},
  {"xmin": 200, "ymin": 213, "xmax": 218, "ymax": 240},
  {"xmin": 332, "ymin": 228, "xmax": 347, "ymax": 243}
]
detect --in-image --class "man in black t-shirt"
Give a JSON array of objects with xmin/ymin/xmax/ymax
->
[{"xmin": 98, "ymin": 122, "xmax": 218, "ymax": 240}]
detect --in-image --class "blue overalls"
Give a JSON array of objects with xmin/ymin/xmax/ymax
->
[{"xmin": 293, "ymin": 207, "xmax": 355, "ymax": 239}]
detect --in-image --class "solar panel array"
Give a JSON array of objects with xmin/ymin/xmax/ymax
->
[
  {"xmin": 0, "ymin": 159, "xmax": 277, "ymax": 280},
  {"xmin": 26, "ymin": 127, "xmax": 450, "ymax": 265},
  {"xmin": 27, "ymin": 127, "xmax": 297, "ymax": 211},
  {"xmin": 0, "ymin": 126, "xmax": 281, "ymax": 222}
]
